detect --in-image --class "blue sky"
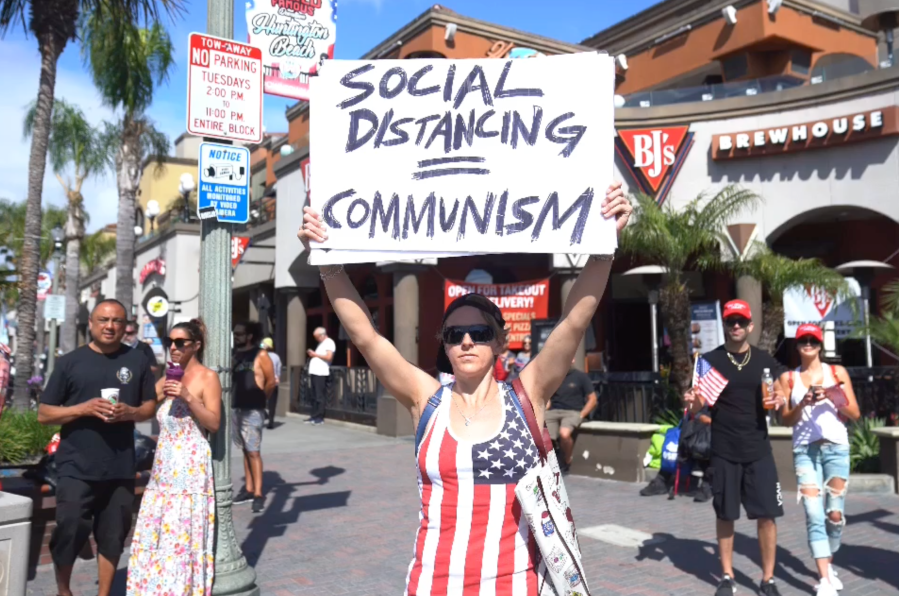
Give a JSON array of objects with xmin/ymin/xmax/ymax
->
[{"xmin": 0, "ymin": 0, "xmax": 657, "ymax": 232}]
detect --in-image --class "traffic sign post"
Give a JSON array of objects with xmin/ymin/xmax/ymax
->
[
  {"xmin": 198, "ymin": 142, "xmax": 251, "ymax": 224},
  {"xmin": 43, "ymin": 294, "xmax": 65, "ymax": 322},
  {"xmin": 187, "ymin": 33, "xmax": 263, "ymax": 144}
]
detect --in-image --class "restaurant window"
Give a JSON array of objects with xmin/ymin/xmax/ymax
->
[
  {"xmin": 722, "ymin": 54, "xmax": 748, "ymax": 80},
  {"xmin": 791, "ymin": 49, "xmax": 811, "ymax": 76}
]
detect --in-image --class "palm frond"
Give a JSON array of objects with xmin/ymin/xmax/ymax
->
[
  {"xmin": 80, "ymin": 229, "xmax": 117, "ymax": 273},
  {"xmin": 881, "ymin": 279, "xmax": 899, "ymax": 315},
  {"xmin": 24, "ymin": 98, "xmax": 107, "ymax": 180},
  {"xmin": 736, "ymin": 244, "xmax": 853, "ymax": 307},
  {"xmin": 81, "ymin": 11, "xmax": 174, "ymax": 116},
  {"xmin": 1, "ymin": 0, "xmax": 185, "ymax": 38},
  {"xmin": 620, "ymin": 184, "xmax": 760, "ymax": 279}
]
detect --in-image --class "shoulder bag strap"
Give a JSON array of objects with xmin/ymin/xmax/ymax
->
[
  {"xmin": 511, "ymin": 379, "xmax": 550, "ymax": 462},
  {"xmin": 415, "ymin": 388, "xmax": 444, "ymax": 455}
]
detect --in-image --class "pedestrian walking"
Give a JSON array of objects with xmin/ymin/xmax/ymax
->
[
  {"xmin": 262, "ymin": 337, "xmax": 282, "ymax": 429},
  {"xmin": 127, "ymin": 318, "xmax": 220, "ymax": 596},
  {"xmin": 298, "ymin": 182, "xmax": 631, "ymax": 595},
  {"xmin": 37, "ymin": 299, "xmax": 157, "ymax": 596},
  {"xmin": 124, "ymin": 320, "xmax": 160, "ymax": 376},
  {"xmin": 779, "ymin": 324, "xmax": 860, "ymax": 596},
  {"xmin": 232, "ymin": 321, "xmax": 276, "ymax": 513},
  {"xmin": 509, "ymin": 335, "xmax": 532, "ymax": 379},
  {"xmin": 545, "ymin": 359, "xmax": 597, "ymax": 472},
  {"xmin": 684, "ymin": 300, "xmax": 788, "ymax": 596},
  {"xmin": 306, "ymin": 326, "xmax": 334, "ymax": 425}
]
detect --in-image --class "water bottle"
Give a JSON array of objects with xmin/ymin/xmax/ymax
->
[{"xmin": 761, "ymin": 368, "xmax": 775, "ymax": 410}]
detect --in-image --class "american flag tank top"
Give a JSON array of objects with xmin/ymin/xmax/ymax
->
[{"xmin": 405, "ymin": 384, "xmax": 546, "ymax": 595}]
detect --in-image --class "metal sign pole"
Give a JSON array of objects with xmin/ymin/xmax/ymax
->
[{"xmin": 205, "ymin": 0, "xmax": 258, "ymax": 594}]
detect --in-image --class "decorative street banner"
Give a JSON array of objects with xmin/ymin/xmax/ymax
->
[
  {"xmin": 246, "ymin": 0, "xmax": 337, "ymax": 100},
  {"xmin": 783, "ymin": 278, "xmax": 862, "ymax": 339},
  {"xmin": 308, "ymin": 53, "xmax": 616, "ymax": 265},
  {"xmin": 444, "ymin": 279, "xmax": 550, "ymax": 349}
]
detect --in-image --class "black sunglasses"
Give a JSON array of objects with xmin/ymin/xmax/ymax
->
[
  {"xmin": 443, "ymin": 325, "xmax": 496, "ymax": 346},
  {"xmin": 724, "ymin": 317, "xmax": 751, "ymax": 328},
  {"xmin": 163, "ymin": 337, "xmax": 194, "ymax": 350},
  {"xmin": 797, "ymin": 337, "xmax": 821, "ymax": 347}
]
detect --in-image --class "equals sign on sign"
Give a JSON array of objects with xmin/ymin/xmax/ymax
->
[{"xmin": 412, "ymin": 156, "xmax": 490, "ymax": 180}]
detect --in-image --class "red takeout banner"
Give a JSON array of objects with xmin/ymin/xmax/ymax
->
[{"xmin": 444, "ymin": 279, "xmax": 550, "ymax": 350}]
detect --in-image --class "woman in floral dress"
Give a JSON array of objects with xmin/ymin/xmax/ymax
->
[{"xmin": 127, "ymin": 319, "xmax": 221, "ymax": 596}]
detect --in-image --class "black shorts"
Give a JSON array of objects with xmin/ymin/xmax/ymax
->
[
  {"xmin": 50, "ymin": 476, "xmax": 135, "ymax": 567},
  {"xmin": 710, "ymin": 452, "xmax": 784, "ymax": 521}
]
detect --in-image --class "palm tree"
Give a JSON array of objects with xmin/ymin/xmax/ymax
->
[
  {"xmin": 84, "ymin": 14, "xmax": 172, "ymax": 316},
  {"xmin": 80, "ymin": 229, "xmax": 116, "ymax": 276},
  {"xmin": 24, "ymin": 99, "xmax": 107, "ymax": 354},
  {"xmin": 620, "ymin": 185, "xmax": 763, "ymax": 393},
  {"xmin": 735, "ymin": 245, "xmax": 853, "ymax": 355},
  {"xmin": 0, "ymin": 199, "xmax": 67, "ymax": 309},
  {"xmin": 0, "ymin": 0, "xmax": 181, "ymax": 405}
]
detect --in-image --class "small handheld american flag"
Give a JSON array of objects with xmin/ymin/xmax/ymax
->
[{"xmin": 693, "ymin": 355, "xmax": 729, "ymax": 406}]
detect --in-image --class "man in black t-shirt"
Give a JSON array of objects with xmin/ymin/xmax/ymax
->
[
  {"xmin": 685, "ymin": 300, "xmax": 787, "ymax": 596},
  {"xmin": 546, "ymin": 361, "xmax": 597, "ymax": 471},
  {"xmin": 39, "ymin": 299, "xmax": 157, "ymax": 596}
]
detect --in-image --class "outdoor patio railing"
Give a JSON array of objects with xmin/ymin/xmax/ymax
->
[{"xmin": 290, "ymin": 365, "xmax": 381, "ymax": 426}]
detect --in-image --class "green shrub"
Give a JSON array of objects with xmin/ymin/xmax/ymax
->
[
  {"xmin": 0, "ymin": 409, "xmax": 59, "ymax": 464},
  {"xmin": 849, "ymin": 416, "xmax": 886, "ymax": 473},
  {"xmin": 654, "ymin": 408, "xmax": 684, "ymax": 427}
]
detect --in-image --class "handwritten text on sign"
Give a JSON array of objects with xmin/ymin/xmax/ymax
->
[
  {"xmin": 309, "ymin": 53, "xmax": 615, "ymax": 264},
  {"xmin": 444, "ymin": 279, "xmax": 550, "ymax": 349},
  {"xmin": 187, "ymin": 33, "xmax": 263, "ymax": 143}
]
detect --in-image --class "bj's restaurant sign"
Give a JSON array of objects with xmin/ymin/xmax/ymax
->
[{"xmin": 712, "ymin": 107, "xmax": 899, "ymax": 160}]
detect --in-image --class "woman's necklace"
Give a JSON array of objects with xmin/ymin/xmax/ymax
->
[
  {"xmin": 452, "ymin": 392, "xmax": 493, "ymax": 427},
  {"xmin": 727, "ymin": 349, "xmax": 751, "ymax": 371}
]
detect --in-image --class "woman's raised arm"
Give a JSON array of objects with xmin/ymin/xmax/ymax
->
[
  {"xmin": 519, "ymin": 182, "xmax": 631, "ymax": 406},
  {"xmin": 299, "ymin": 208, "xmax": 440, "ymax": 412}
]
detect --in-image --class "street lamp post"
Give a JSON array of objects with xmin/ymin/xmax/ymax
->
[
  {"xmin": 835, "ymin": 260, "xmax": 895, "ymax": 369},
  {"xmin": 179, "ymin": 173, "xmax": 196, "ymax": 223},
  {"xmin": 623, "ymin": 265, "xmax": 666, "ymax": 373},
  {"xmin": 147, "ymin": 200, "xmax": 161, "ymax": 234},
  {"xmin": 204, "ymin": 1, "xmax": 258, "ymax": 595},
  {"xmin": 46, "ymin": 227, "xmax": 64, "ymax": 377}
]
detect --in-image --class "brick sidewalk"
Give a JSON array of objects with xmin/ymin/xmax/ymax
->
[{"xmin": 26, "ymin": 424, "xmax": 899, "ymax": 595}]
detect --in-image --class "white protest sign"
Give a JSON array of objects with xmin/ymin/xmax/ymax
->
[
  {"xmin": 783, "ymin": 278, "xmax": 862, "ymax": 339},
  {"xmin": 308, "ymin": 53, "xmax": 616, "ymax": 265}
]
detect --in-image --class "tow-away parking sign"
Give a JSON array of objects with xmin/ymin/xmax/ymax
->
[{"xmin": 187, "ymin": 33, "xmax": 263, "ymax": 144}]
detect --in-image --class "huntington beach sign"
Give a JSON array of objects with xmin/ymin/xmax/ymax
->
[{"xmin": 308, "ymin": 53, "xmax": 616, "ymax": 265}]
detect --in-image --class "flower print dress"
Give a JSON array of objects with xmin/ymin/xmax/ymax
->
[{"xmin": 127, "ymin": 396, "xmax": 215, "ymax": 596}]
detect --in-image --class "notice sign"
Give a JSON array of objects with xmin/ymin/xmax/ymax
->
[
  {"xmin": 246, "ymin": 0, "xmax": 337, "ymax": 101},
  {"xmin": 187, "ymin": 33, "xmax": 263, "ymax": 144},
  {"xmin": 308, "ymin": 53, "xmax": 616, "ymax": 265},
  {"xmin": 198, "ymin": 142, "xmax": 251, "ymax": 223},
  {"xmin": 444, "ymin": 279, "xmax": 550, "ymax": 350}
]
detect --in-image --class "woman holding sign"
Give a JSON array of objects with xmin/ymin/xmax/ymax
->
[{"xmin": 298, "ymin": 182, "xmax": 630, "ymax": 595}]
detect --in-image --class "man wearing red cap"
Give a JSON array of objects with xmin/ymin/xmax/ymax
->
[{"xmin": 685, "ymin": 299, "xmax": 788, "ymax": 596}]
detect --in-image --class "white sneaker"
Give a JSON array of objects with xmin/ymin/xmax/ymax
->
[
  {"xmin": 815, "ymin": 581, "xmax": 838, "ymax": 596},
  {"xmin": 828, "ymin": 565, "xmax": 843, "ymax": 591}
]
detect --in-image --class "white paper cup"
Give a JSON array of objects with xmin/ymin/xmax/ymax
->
[{"xmin": 101, "ymin": 388, "xmax": 119, "ymax": 406}]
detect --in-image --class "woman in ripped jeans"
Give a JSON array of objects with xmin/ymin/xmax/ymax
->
[{"xmin": 780, "ymin": 324, "xmax": 860, "ymax": 596}]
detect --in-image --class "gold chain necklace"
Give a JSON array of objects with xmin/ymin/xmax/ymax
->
[{"xmin": 727, "ymin": 349, "xmax": 751, "ymax": 371}]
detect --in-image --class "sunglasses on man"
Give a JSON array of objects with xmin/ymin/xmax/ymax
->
[
  {"xmin": 163, "ymin": 337, "xmax": 194, "ymax": 350},
  {"xmin": 724, "ymin": 317, "xmax": 751, "ymax": 328},
  {"xmin": 443, "ymin": 325, "xmax": 496, "ymax": 346}
]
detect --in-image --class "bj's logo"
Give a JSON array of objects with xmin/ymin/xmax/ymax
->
[{"xmin": 615, "ymin": 126, "xmax": 693, "ymax": 205}]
